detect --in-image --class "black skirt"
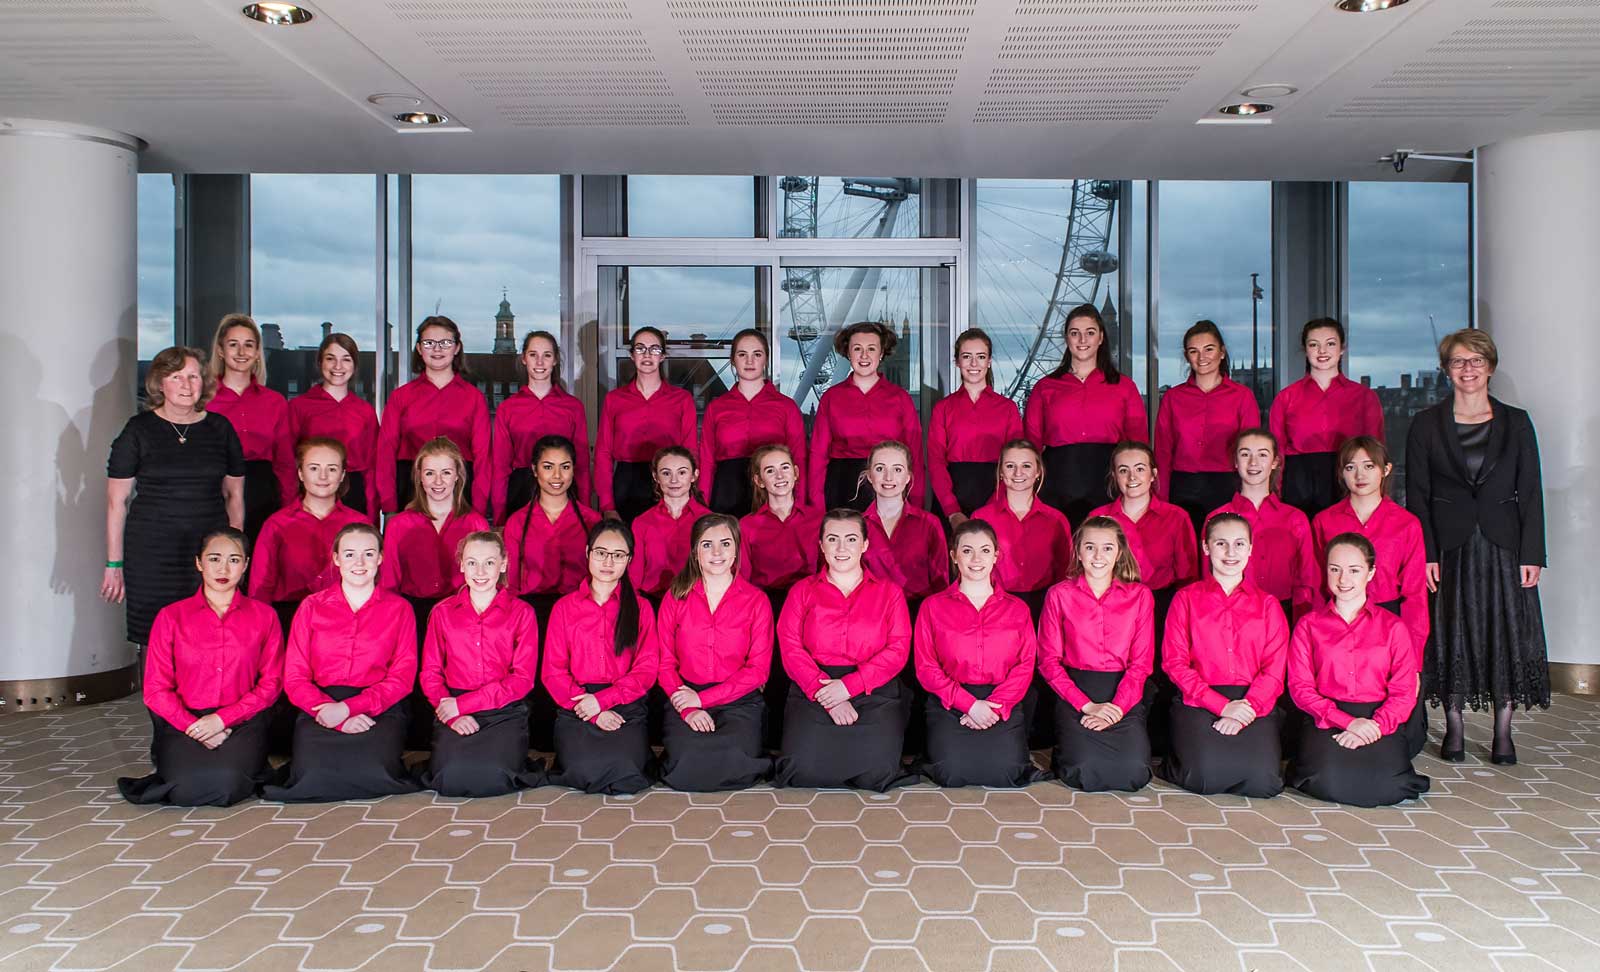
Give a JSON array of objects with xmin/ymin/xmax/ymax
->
[
  {"xmin": 545, "ymin": 684, "xmax": 655, "ymax": 795},
  {"xmin": 919, "ymin": 683, "xmax": 1041, "ymax": 788},
  {"xmin": 1159, "ymin": 685, "xmax": 1284, "ymax": 798},
  {"xmin": 1168, "ymin": 470, "xmax": 1238, "ymax": 536},
  {"xmin": 657, "ymin": 686, "xmax": 772, "ymax": 792},
  {"xmin": 519, "ymin": 592, "xmax": 563, "ymax": 752},
  {"xmin": 708, "ymin": 457, "xmax": 754, "ymax": 516},
  {"xmin": 1426, "ymin": 529, "xmax": 1551, "ymax": 711},
  {"xmin": 610, "ymin": 460, "xmax": 655, "ymax": 524},
  {"xmin": 823, "ymin": 458, "xmax": 871, "ymax": 512},
  {"xmin": 343, "ymin": 470, "xmax": 369, "ymax": 518},
  {"xmin": 503, "ymin": 467, "xmax": 535, "ymax": 523},
  {"xmin": 1040, "ymin": 443, "xmax": 1116, "ymax": 530},
  {"xmin": 774, "ymin": 663, "xmax": 916, "ymax": 791},
  {"xmin": 1051, "ymin": 669, "xmax": 1153, "ymax": 793},
  {"xmin": 1287, "ymin": 700, "xmax": 1430, "ymax": 807},
  {"xmin": 404, "ymin": 595, "xmax": 443, "ymax": 751},
  {"xmin": 262, "ymin": 686, "xmax": 421, "ymax": 802},
  {"xmin": 417, "ymin": 696, "xmax": 544, "ymax": 798},
  {"xmin": 118, "ymin": 707, "xmax": 272, "ymax": 807},
  {"xmin": 1375, "ymin": 597, "xmax": 1429, "ymax": 758},
  {"xmin": 395, "ymin": 459, "xmax": 476, "ymax": 515},
  {"xmin": 1146, "ymin": 585, "xmax": 1180, "ymax": 758},
  {"xmin": 242, "ymin": 459, "xmax": 283, "ymax": 542},
  {"xmin": 939, "ymin": 461, "xmax": 998, "ymax": 520},
  {"xmin": 1281, "ymin": 452, "xmax": 1338, "ymax": 518},
  {"xmin": 761, "ymin": 588, "xmax": 792, "ymax": 751}
]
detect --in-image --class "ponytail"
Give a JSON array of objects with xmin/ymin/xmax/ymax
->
[{"xmin": 586, "ymin": 520, "xmax": 639, "ymax": 656}]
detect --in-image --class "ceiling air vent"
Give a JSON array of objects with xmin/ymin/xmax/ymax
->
[
  {"xmin": 681, "ymin": 26, "xmax": 969, "ymax": 61},
  {"xmin": 984, "ymin": 64, "xmax": 1197, "ymax": 97},
  {"xmin": 464, "ymin": 69, "xmax": 673, "ymax": 99},
  {"xmin": 497, "ymin": 104, "xmax": 688, "ymax": 126},
  {"xmin": 711, "ymin": 102, "xmax": 948, "ymax": 124},
  {"xmin": 974, "ymin": 98, "xmax": 1166, "ymax": 122},
  {"xmin": 998, "ymin": 23, "xmax": 1239, "ymax": 59},
  {"xmin": 417, "ymin": 28, "xmax": 657, "ymax": 63},
  {"xmin": 697, "ymin": 67, "xmax": 958, "ymax": 98},
  {"xmin": 669, "ymin": 0, "xmax": 976, "ymax": 17},
  {"xmin": 1014, "ymin": 1, "xmax": 1257, "ymax": 13},
  {"xmin": 388, "ymin": 1, "xmax": 633, "ymax": 19},
  {"xmin": 1329, "ymin": 96, "xmax": 1542, "ymax": 117}
]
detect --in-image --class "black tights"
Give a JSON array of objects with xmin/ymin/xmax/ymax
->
[{"xmin": 1442, "ymin": 703, "xmax": 1516, "ymax": 756}]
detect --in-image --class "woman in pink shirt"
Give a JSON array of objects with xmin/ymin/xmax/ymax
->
[
  {"xmin": 118, "ymin": 528, "xmax": 282, "ymax": 807},
  {"xmin": 1154, "ymin": 320, "xmax": 1261, "ymax": 534},
  {"xmin": 207, "ymin": 314, "xmax": 295, "ymax": 540}
]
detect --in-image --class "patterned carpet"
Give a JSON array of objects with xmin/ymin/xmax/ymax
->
[{"xmin": 0, "ymin": 695, "xmax": 1596, "ymax": 972}]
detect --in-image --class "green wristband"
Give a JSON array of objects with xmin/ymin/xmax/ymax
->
[{"xmin": 106, "ymin": 560, "xmax": 124, "ymax": 568}]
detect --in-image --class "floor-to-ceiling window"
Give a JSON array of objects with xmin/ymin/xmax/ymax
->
[
  {"xmin": 1346, "ymin": 181, "xmax": 1470, "ymax": 496},
  {"xmin": 135, "ymin": 174, "xmax": 175, "ymax": 397}
]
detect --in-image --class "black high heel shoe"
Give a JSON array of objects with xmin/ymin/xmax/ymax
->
[
  {"xmin": 1439, "ymin": 742, "xmax": 1465, "ymax": 763},
  {"xmin": 1491, "ymin": 742, "xmax": 1517, "ymax": 766}
]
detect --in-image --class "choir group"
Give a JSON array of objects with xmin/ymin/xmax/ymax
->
[{"xmin": 105, "ymin": 306, "xmax": 1550, "ymax": 811}]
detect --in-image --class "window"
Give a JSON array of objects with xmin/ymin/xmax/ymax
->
[
  {"xmin": 626, "ymin": 176, "xmax": 758, "ymax": 238},
  {"xmin": 412, "ymin": 175, "xmax": 562, "ymax": 411},
  {"xmin": 1156, "ymin": 181, "xmax": 1273, "ymax": 414},
  {"xmin": 250, "ymin": 174, "xmax": 378, "ymax": 399},
  {"xmin": 136, "ymin": 174, "xmax": 175, "ymax": 389},
  {"xmin": 778, "ymin": 176, "xmax": 924, "ymax": 239},
  {"xmin": 1347, "ymin": 181, "xmax": 1469, "ymax": 496},
  {"xmin": 971, "ymin": 179, "xmax": 1122, "ymax": 408}
]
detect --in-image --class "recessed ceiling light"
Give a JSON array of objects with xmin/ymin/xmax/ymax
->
[
  {"xmin": 1219, "ymin": 102, "xmax": 1273, "ymax": 116},
  {"xmin": 241, "ymin": 2, "xmax": 313, "ymax": 25},
  {"xmin": 395, "ymin": 112, "xmax": 448, "ymax": 126},
  {"xmin": 1336, "ymin": 0, "xmax": 1408, "ymax": 11},
  {"xmin": 1241, "ymin": 83, "xmax": 1297, "ymax": 99},
  {"xmin": 368, "ymin": 94, "xmax": 424, "ymax": 109}
]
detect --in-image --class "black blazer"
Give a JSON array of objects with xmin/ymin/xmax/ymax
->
[{"xmin": 1405, "ymin": 397, "xmax": 1545, "ymax": 566}]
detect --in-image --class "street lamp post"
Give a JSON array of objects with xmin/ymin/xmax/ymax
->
[{"xmin": 1250, "ymin": 272, "xmax": 1264, "ymax": 404}]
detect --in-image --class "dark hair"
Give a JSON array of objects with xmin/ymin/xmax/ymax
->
[
  {"xmin": 521, "ymin": 434, "xmax": 579, "ymax": 551},
  {"xmin": 1229, "ymin": 427, "xmax": 1283, "ymax": 495},
  {"xmin": 1066, "ymin": 516, "xmax": 1142, "ymax": 584},
  {"xmin": 631, "ymin": 326, "xmax": 667, "ymax": 350},
  {"xmin": 1105, "ymin": 439, "xmax": 1158, "ymax": 499},
  {"xmin": 333, "ymin": 520, "xmax": 382, "ymax": 553},
  {"xmin": 294, "ymin": 436, "xmax": 350, "ymax": 501},
  {"xmin": 953, "ymin": 327, "xmax": 995, "ymax": 388},
  {"xmin": 586, "ymin": 520, "xmax": 640, "ymax": 656},
  {"xmin": 819, "ymin": 508, "xmax": 869, "ymax": 546},
  {"xmin": 1325, "ymin": 531, "xmax": 1376, "ymax": 570},
  {"xmin": 1047, "ymin": 303, "xmax": 1121, "ymax": 384},
  {"xmin": 996, "ymin": 437, "xmax": 1044, "ymax": 495},
  {"xmin": 1203, "ymin": 511, "xmax": 1252, "ymax": 544},
  {"xmin": 652, "ymin": 445, "xmax": 704, "ymax": 504},
  {"xmin": 521, "ymin": 330, "xmax": 564, "ymax": 389},
  {"xmin": 949, "ymin": 517, "xmax": 999, "ymax": 554},
  {"xmin": 1300, "ymin": 318, "xmax": 1345, "ymax": 375},
  {"xmin": 1182, "ymin": 320, "xmax": 1230, "ymax": 378},
  {"xmin": 730, "ymin": 328, "xmax": 770, "ymax": 365},
  {"xmin": 1336, "ymin": 435, "xmax": 1393, "ymax": 498},
  {"xmin": 195, "ymin": 527, "xmax": 250, "ymax": 561},
  {"xmin": 413, "ymin": 316, "xmax": 466, "ymax": 375},
  {"xmin": 143, "ymin": 346, "xmax": 214, "ymax": 410},
  {"xmin": 317, "ymin": 332, "xmax": 361, "ymax": 383},
  {"xmin": 833, "ymin": 320, "xmax": 898, "ymax": 362},
  {"xmin": 669, "ymin": 513, "xmax": 743, "ymax": 599}
]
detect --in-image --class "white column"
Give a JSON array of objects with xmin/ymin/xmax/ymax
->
[
  {"xmin": 0, "ymin": 118, "xmax": 141, "ymax": 701},
  {"xmin": 1477, "ymin": 129, "xmax": 1600, "ymax": 670}
]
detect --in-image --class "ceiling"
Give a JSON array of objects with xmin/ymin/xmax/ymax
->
[{"xmin": 2, "ymin": 0, "xmax": 1596, "ymax": 180}]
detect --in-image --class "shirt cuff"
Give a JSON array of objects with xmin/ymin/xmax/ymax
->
[
  {"xmin": 840, "ymin": 672, "xmax": 865, "ymax": 698},
  {"xmin": 1200, "ymin": 688, "xmax": 1231, "ymax": 717},
  {"xmin": 592, "ymin": 686, "xmax": 619, "ymax": 713},
  {"xmin": 950, "ymin": 687, "xmax": 978, "ymax": 715}
]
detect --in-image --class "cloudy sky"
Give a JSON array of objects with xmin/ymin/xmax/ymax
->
[{"xmin": 137, "ymin": 173, "xmax": 1467, "ymax": 406}]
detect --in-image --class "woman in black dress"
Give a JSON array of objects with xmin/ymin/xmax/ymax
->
[
  {"xmin": 103, "ymin": 347, "xmax": 245, "ymax": 647},
  {"xmin": 1406, "ymin": 328, "xmax": 1548, "ymax": 764}
]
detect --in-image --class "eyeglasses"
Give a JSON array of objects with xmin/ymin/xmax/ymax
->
[
  {"xmin": 1447, "ymin": 355, "xmax": 1487, "ymax": 372},
  {"xmin": 589, "ymin": 548, "xmax": 631, "ymax": 564},
  {"xmin": 420, "ymin": 338, "xmax": 458, "ymax": 351},
  {"xmin": 631, "ymin": 344, "xmax": 666, "ymax": 357}
]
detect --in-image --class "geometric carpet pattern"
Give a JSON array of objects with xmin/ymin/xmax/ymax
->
[{"xmin": 1, "ymin": 695, "xmax": 1597, "ymax": 971}]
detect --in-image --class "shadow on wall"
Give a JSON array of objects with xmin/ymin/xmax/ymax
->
[{"xmin": 48, "ymin": 333, "xmax": 137, "ymax": 680}]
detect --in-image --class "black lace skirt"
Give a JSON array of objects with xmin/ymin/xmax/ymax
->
[{"xmin": 1426, "ymin": 529, "xmax": 1550, "ymax": 711}]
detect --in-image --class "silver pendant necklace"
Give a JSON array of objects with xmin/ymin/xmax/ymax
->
[{"xmin": 164, "ymin": 413, "xmax": 195, "ymax": 445}]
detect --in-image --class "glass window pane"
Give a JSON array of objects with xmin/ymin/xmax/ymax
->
[
  {"xmin": 412, "ymin": 175, "xmax": 561, "ymax": 414},
  {"xmin": 137, "ymin": 173, "xmax": 175, "ymax": 391},
  {"xmin": 627, "ymin": 176, "xmax": 757, "ymax": 237},
  {"xmin": 971, "ymin": 179, "xmax": 1122, "ymax": 409},
  {"xmin": 1347, "ymin": 181, "xmax": 1468, "ymax": 496},
  {"xmin": 778, "ymin": 177, "xmax": 922, "ymax": 239},
  {"xmin": 777, "ymin": 266, "xmax": 944, "ymax": 421},
  {"xmin": 1129, "ymin": 180, "xmax": 1149, "ymax": 413},
  {"xmin": 1156, "ymin": 181, "xmax": 1273, "ymax": 414},
  {"xmin": 250, "ymin": 174, "xmax": 377, "ymax": 399}
]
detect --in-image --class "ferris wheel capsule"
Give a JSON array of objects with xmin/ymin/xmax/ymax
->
[{"xmin": 1080, "ymin": 250, "xmax": 1120, "ymax": 275}]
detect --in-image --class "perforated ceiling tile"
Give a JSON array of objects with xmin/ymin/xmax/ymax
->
[
  {"xmin": 711, "ymin": 102, "xmax": 948, "ymax": 124},
  {"xmin": 1014, "ymin": 0, "xmax": 1258, "ymax": 13},
  {"xmin": 997, "ymin": 23, "xmax": 1238, "ymax": 59},
  {"xmin": 1376, "ymin": 63, "xmax": 1596, "ymax": 87},
  {"xmin": 974, "ymin": 98, "xmax": 1166, "ymax": 121},
  {"xmin": 497, "ymin": 104, "xmax": 688, "ymax": 125},
  {"xmin": 418, "ymin": 28, "xmax": 657, "ymax": 63},
  {"xmin": 0, "ymin": 0, "xmax": 155, "ymax": 21},
  {"xmin": 464, "ymin": 69, "xmax": 673, "ymax": 99},
  {"xmin": 984, "ymin": 64, "xmax": 1196, "ymax": 96},
  {"xmin": 1329, "ymin": 96, "xmax": 1542, "ymax": 117},
  {"xmin": 669, "ymin": 0, "xmax": 975, "ymax": 16},
  {"xmin": 1430, "ymin": 18, "xmax": 1600, "ymax": 55},
  {"xmin": 698, "ymin": 67, "xmax": 957, "ymax": 98},
  {"xmin": 1491, "ymin": 0, "xmax": 1600, "ymax": 8},
  {"xmin": 682, "ymin": 26, "xmax": 968, "ymax": 61},
  {"xmin": 1544, "ymin": 92, "xmax": 1600, "ymax": 115},
  {"xmin": 387, "ymin": 0, "xmax": 633, "ymax": 19}
]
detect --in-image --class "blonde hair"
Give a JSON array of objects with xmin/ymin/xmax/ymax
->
[
  {"xmin": 749, "ymin": 443, "xmax": 797, "ymax": 512},
  {"xmin": 858, "ymin": 440, "xmax": 913, "ymax": 498},
  {"xmin": 1066, "ymin": 516, "xmax": 1143, "ymax": 584},
  {"xmin": 405, "ymin": 437, "xmax": 473, "ymax": 521},
  {"xmin": 210, "ymin": 313, "xmax": 267, "ymax": 384},
  {"xmin": 996, "ymin": 437, "xmax": 1044, "ymax": 495},
  {"xmin": 1437, "ymin": 328, "xmax": 1497, "ymax": 372}
]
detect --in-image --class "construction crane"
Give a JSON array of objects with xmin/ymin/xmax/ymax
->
[{"xmin": 1003, "ymin": 180, "xmax": 1120, "ymax": 401}]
